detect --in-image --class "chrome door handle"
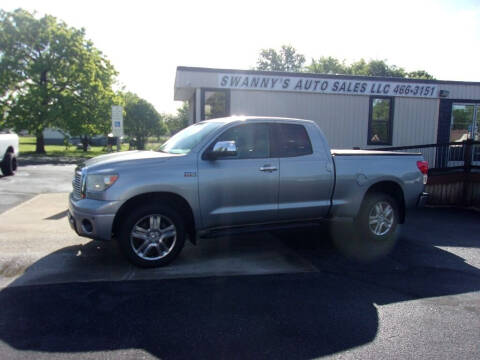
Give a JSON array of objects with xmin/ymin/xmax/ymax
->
[{"xmin": 259, "ymin": 165, "xmax": 278, "ymax": 172}]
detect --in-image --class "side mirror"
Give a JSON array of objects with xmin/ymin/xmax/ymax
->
[{"xmin": 207, "ymin": 140, "xmax": 237, "ymax": 160}]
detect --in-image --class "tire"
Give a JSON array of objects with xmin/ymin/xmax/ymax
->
[
  {"xmin": 1, "ymin": 152, "xmax": 17, "ymax": 176},
  {"xmin": 354, "ymin": 192, "xmax": 399, "ymax": 257},
  {"xmin": 118, "ymin": 204, "xmax": 186, "ymax": 268},
  {"xmin": 333, "ymin": 192, "xmax": 399, "ymax": 261}
]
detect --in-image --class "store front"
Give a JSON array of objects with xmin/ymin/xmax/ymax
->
[{"xmin": 174, "ymin": 66, "xmax": 480, "ymax": 156}]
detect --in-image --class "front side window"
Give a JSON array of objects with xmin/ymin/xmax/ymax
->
[
  {"xmin": 368, "ymin": 97, "xmax": 394, "ymax": 145},
  {"xmin": 159, "ymin": 121, "xmax": 224, "ymax": 154},
  {"xmin": 202, "ymin": 90, "xmax": 229, "ymax": 120},
  {"xmin": 272, "ymin": 123, "xmax": 313, "ymax": 157},
  {"xmin": 214, "ymin": 123, "xmax": 270, "ymax": 159}
]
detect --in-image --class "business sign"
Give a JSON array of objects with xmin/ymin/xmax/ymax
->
[
  {"xmin": 218, "ymin": 73, "xmax": 438, "ymax": 98},
  {"xmin": 111, "ymin": 105, "xmax": 123, "ymax": 137}
]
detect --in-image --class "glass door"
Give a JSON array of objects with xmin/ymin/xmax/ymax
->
[
  {"xmin": 449, "ymin": 104, "xmax": 479, "ymax": 165},
  {"xmin": 450, "ymin": 104, "xmax": 475, "ymax": 141},
  {"xmin": 473, "ymin": 106, "xmax": 480, "ymax": 165}
]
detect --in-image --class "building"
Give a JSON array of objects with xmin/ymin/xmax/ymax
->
[
  {"xmin": 42, "ymin": 128, "xmax": 107, "ymax": 146},
  {"xmin": 174, "ymin": 66, "xmax": 480, "ymax": 156}
]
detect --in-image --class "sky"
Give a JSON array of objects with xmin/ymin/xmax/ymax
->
[{"xmin": 2, "ymin": 0, "xmax": 480, "ymax": 114}]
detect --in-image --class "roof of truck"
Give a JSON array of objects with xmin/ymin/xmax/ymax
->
[{"xmin": 204, "ymin": 116, "xmax": 315, "ymax": 125}]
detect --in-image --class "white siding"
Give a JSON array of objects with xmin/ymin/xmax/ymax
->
[
  {"xmin": 187, "ymin": 97, "xmax": 194, "ymax": 125},
  {"xmin": 436, "ymin": 83, "xmax": 480, "ymax": 100},
  {"xmin": 390, "ymin": 97, "xmax": 439, "ymax": 146}
]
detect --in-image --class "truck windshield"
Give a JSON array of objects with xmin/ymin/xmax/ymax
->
[{"xmin": 158, "ymin": 121, "xmax": 224, "ymax": 154}]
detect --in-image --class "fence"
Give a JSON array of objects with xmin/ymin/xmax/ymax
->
[
  {"xmin": 371, "ymin": 139, "xmax": 480, "ymax": 206},
  {"xmin": 371, "ymin": 139, "xmax": 480, "ymax": 173}
]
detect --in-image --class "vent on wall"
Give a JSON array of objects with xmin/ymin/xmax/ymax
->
[{"xmin": 439, "ymin": 90, "xmax": 450, "ymax": 98}]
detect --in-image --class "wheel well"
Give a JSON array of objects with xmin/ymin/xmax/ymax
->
[
  {"xmin": 112, "ymin": 192, "xmax": 196, "ymax": 244},
  {"xmin": 365, "ymin": 181, "xmax": 406, "ymax": 223}
]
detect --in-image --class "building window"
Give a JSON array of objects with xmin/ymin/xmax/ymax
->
[
  {"xmin": 201, "ymin": 89, "xmax": 230, "ymax": 120},
  {"xmin": 368, "ymin": 97, "xmax": 394, "ymax": 145}
]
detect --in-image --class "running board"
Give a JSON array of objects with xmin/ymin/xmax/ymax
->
[{"xmin": 198, "ymin": 220, "xmax": 324, "ymax": 239}]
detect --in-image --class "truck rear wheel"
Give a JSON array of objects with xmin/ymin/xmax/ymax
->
[
  {"xmin": 1, "ymin": 152, "xmax": 17, "ymax": 176},
  {"xmin": 337, "ymin": 192, "xmax": 400, "ymax": 261},
  {"xmin": 358, "ymin": 192, "xmax": 399, "ymax": 242},
  {"xmin": 118, "ymin": 204, "xmax": 186, "ymax": 268}
]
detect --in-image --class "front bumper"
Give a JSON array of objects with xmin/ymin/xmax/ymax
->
[
  {"xmin": 68, "ymin": 193, "xmax": 120, "ymax": 241},
  {"xmin": 416, "ymin": 192, "xmax": 429, "ymax": 208}
]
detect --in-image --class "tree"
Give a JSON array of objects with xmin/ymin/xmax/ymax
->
[
  {"xmin": 256, "ymin": 45, "xmax": 306, "ymax": 72},
  {"xmin": 164, "ymin": 102, "xmax": 190, "ymax": 135},
  {"xmin": 307, "ymin": 56, "xmax": 348, "ymax": 75},
  {"xmin": 257, "ymin": 45, "xmax": 436, "ymax": 80},
  {"xmin": 0, "ymin": 9, "xmax": 118, "ymax": 153},
  {"xmin": 406, "ymin": 70, "xmax": 435, "ymax": 80},
  {"xmin": 308, "ymin": 57, "xmax": 435, "ymax": 79},
  {"xmin": 123, "ymin": 92, "xmax": 165, "ymax": 150}
]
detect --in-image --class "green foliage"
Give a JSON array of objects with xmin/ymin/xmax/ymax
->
[
  {"xmin": 256, "ymin": 45, "xmax": 306, "ymax": 72},
  {"xmin": 164, "ymin": 102, "xmax": 190, "ymax": 135},
  {"xmin": 255, "ymin": 45, "xmax": 435, "ymax": 80},
  {"xmin": 19, "ymin": 136, "xmax": 129, "ymax": 158},
  {"xmin": 307, "ymin": 57, "xmax": 434, "ymax": 79},
  {"xmin": 0, "ymin": 9, "xmax": 118, "ymax": 153},
  {"xmin": 451, "ymin": 107, "xmax": 474, "ymax": 130},
  {"xmin": 308, "ymin": 56, "xmax": 348, "ymax": 75},
  {"xmin": 406, "ymin": 70, "xmax": 435, "ymax": 80},
  {"xmin": 123, "ymin": 92, "xmax": 166, "ymax": 150}
]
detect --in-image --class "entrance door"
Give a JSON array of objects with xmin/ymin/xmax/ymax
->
[{"xmin": 449, "ymin": 104, "xmax": 480, "ymax": 165}]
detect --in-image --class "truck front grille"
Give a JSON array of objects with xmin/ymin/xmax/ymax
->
[{"xmin": 73, "ymin": 171, "xmax": 82, "ymax": 199}]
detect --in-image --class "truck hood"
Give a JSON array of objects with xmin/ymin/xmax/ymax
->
[{"xmin": 84, "ymin": 150, "xmax": 180, "ymax": 168}]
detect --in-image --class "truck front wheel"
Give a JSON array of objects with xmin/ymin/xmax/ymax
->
[{"xmin": 118, "ymin": 204, "xmax": 186, "ymax": 268}]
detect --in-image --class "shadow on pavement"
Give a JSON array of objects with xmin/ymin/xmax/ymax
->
[
  {"xmin": 0, "ymin": 207, "xmax": 479, "ymax": 359},
  {"xmin": 44, "ymin": 209, "xmax": 69, "ymax": 220}
]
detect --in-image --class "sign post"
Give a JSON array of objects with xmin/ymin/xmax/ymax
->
[{"xmin": 111, "ymin": 105, "xmax": 123, "ymax": 151}]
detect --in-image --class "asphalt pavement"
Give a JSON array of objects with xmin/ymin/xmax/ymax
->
[
  {"xmin": 0, "ymin": 163, "xmax": 479, "ymax": 359},
  {"xmin": 0, "ymin": 162, "xmax": 74, "ymax": 214}
]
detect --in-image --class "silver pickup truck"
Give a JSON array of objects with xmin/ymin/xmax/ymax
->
[{"xmin": 68, "ymin": 116, "xmax": 428, "ymax": 267}]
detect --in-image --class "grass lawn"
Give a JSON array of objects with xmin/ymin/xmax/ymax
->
[{"xmin": 19, "ymin": 136, "xmax": 130, "ymax": 158}]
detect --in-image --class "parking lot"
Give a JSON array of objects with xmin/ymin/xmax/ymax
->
[{"xmin": 0, "ymin": 164, "xmax": 479, "ymax": 359}]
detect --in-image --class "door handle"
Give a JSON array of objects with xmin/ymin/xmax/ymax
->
[{"xmin": 259, "ymin": 165, "xmax": 278, "ymax": 172}]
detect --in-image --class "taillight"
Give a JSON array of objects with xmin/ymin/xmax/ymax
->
[{"xmin": 417, "ymin": 161, "xmax": 428, "ymax": 185}]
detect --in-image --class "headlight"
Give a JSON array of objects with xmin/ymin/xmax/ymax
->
[{"xmin": 85, "ymin": 174, "xmax": 119, "ymax": 192}]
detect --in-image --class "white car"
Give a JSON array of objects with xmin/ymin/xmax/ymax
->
[{"xmin": 0, "ymin": 130, "xmax": 19, "ymax": 176}]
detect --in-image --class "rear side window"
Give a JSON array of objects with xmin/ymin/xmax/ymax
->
[{"xmin": 272, "ymin": 124, "xmax": 313, "ymax": 157}]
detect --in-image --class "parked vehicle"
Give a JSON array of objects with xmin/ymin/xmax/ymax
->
[
  {"xmin": 68, "ymin": 117, "xmax": 428, "ymax": 267},
  {"xmin": 0, "ymin": 130, "xmax": 19, "ymax": 176}
]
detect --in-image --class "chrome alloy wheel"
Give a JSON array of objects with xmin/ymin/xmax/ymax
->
[
  {"xmin": 368, "ymin": 201, "xmax": 394, "ymax": 236},
  {"xmin": 130, "ymin": 214, "xmax": 177, "ymax": 260}
]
